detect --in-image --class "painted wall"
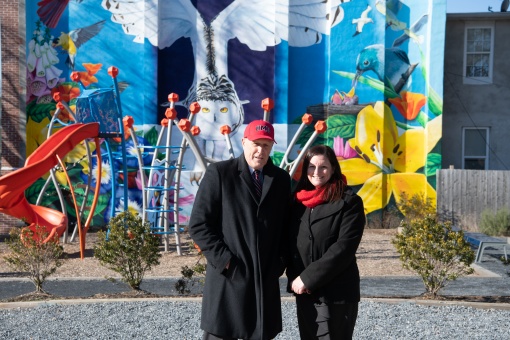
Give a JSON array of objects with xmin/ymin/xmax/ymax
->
[{"xmin": 24, "ymin": 0, "xmax": 446, "ymax": 227}]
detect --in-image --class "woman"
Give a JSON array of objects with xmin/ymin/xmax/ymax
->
[{"xmin": 287, "ymin": 145, "xmax": 366, "ymax": 339}]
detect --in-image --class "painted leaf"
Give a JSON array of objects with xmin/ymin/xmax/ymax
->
[
  {"xmin": 271, "ymin": 151, "xmax": 285, "ymax": 167},
  {"xmin": 66, "ymin": 192, "xmax": 110, "ymax": 219},
  {"xmin": 325, "ymin": 114, "xmax": 357, "ymax": 140},
  {"xmin": 26, "ymin": 179, "xmax": 59, "ymax": 206},
  {"xmin": 27, "ymin": 102, "xmax": 55, "ymax": 123},
  {"xmin": 332, "ymin": 71, "xmax": 398, "ymax": 98},
  {"xmin": 426, "ymin": 153, "xmax": 442, "ymax": 177},
  {"xmin": 144, "ymin": 126, "xmax": 159, "ymax": 147},
  {"xmin": 428, "ymin": 86, "xmax": 443, "ymax": 117}
]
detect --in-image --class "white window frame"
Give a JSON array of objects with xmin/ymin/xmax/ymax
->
[
  {"xmin": 462, "ymin": 127, "xmax": 489, "ymax": 170},
  {"xmin": 463, "ymin": 21, "xmax": 494, "ymax": 85}
]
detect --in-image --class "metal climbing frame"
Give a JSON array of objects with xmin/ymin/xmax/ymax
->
[
  {"xmin": 73, "ymin": 67, "xmax": 130, "ymax": 235},
  {"xmin": 136, "ymin": 95, "xmax": 329, "ymax": 255},
  {"xmin": 136, "ymin": 93, "xmax": 210, "ymax": 254},
  {"xmin": 37, "ymin": 99, "xmax": 93, "ymax": 244},
  {"xmin": 36, "ymin": 66, "xmax": 131, "ymax": 245},
  {"xmin": 279, "ymin": 114, "xmax": 327, "ymax": 177},
  {"xmin": 38, "ymin": 72, "xmax": 329, "ymax": 258},
  {"xmin": 259, "ymin": 98, "xmax": 329, "ymax": 177}
]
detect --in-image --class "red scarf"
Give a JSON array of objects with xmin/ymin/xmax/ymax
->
[{"xmin": 296, "ymin": 187, "xmax": 326, "ymax": 208}]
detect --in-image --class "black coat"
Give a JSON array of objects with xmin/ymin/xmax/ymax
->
[
  {"xmin": 287, "ymin": 187, "xmax": 365, "ymax": 303},
  {"xmin": 189, "ymin": 155, "xmax": 291, "ymax": 339}
]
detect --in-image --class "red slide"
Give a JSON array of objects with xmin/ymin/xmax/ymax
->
[{"xmin": 0, "ymin": 123, "xmax": 100, "ymax": 242}]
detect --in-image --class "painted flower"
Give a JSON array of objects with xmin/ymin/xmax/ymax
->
[
  {"xmin": 27, "ymin": 30, "xmax": 62, "ymax": 90},
  {"xmin": 26, "ymin": 116, "xmax": 51, "ymax": 158},
  {"xmin": 29, "ymin": 75, "xmax": 49, "ymax": 97},
  {"xmin": 388, "ymin": 91, "xmax": 426, "ymax": 120},
  {"xmin": 44, "ymin": 65, "xmax": 63, "ymax": 89},
  {"xmin": 76, "ymin": 156, "xmax": 112, "ymax": 194},
  {"xmin": 135, "ymin": 171, "xmax": 144, "ymax": 190},
  {"xmin": 36, "ymin": 88, "xmax": 53, "ymax": 104},
  {"xmin": 125, "ymin": 140, "xmax": 153, "ymax": 168},
  {"xmin": 119, "ymin": 171, "xmax": 139, "ymax": 189},
  {"xmin": 333, "ymin": 136, "xmax": 358, "ymax": 160},
  {"xmin": 113, "ymin": 137, "xmax": 153, "ymax": 185},
  {"xmin": 26, "ymin": 118, "xmax": 85, "ymax": 158},
  {"xmin": 51, "ymin": 105, "xmax": 75, "ymax": 124},
  {"xmin": 51, "ymin": 83, "xmax": 81, "ymax": 103},
  {"xmin": 340, "ymin": 101, "xmax": 441, "ymax": 214},
  {"xmin": 116, "ymin": 198, "xmax": 142, "ymax": 216},
  {"xmin": 166, "ymin": 189, "xmax": 195, "ymax": 224},
  {"xmin": 75, "ymin": 63, "xmax": 102, "ymax": 87},
  {"xmin": 112, "ymin": 118, "xmax": 133, "ymax": 143},
  {"xmin": 62, "ymin": 139, "xmax": 97, "ymax": 165}
]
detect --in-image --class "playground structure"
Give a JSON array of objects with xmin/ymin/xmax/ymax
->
[{"xmin": 0, "ymin": 66, "xmax": 328, "ymax": 258}]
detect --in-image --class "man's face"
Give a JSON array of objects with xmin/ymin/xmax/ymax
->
[{"xmin": 242, "ymin": 138, "xmax": 274, "ymax": 170}]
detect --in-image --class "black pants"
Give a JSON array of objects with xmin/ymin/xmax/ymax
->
[{"xmin": 296, "ymin": 295, "xmax": 358, "ymax": 340}]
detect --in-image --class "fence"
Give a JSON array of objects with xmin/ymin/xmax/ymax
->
[{"xmin": 436, "ymin": 169, "xmax": 510, "ymax": 230}]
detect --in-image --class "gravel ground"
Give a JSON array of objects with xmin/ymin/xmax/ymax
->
[
  {"xmin": 1, "ymin": 299, "xmax": 510, "ymax": 339},
  {"xmin": 2, "ymin": 229, "xmax": 509, "ymax": 338}
]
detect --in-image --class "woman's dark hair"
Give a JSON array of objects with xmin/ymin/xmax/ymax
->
[{"xmin": 295, "ymin": 144, "xmax": 344, "ymax": 202}]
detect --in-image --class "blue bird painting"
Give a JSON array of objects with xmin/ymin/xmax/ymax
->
[{"xmin": 352, "ymin": 44, "xmax": 415, "ymax": 91}]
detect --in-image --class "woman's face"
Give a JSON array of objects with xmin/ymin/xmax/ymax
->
[{"xmin": 307, "ymin": 155, "xmax": 333, "ymax": 188}]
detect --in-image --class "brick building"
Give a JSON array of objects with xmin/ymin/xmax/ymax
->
[{"xmin": 1, "ymin": 0, "xmax": 27, "ymax": 233}]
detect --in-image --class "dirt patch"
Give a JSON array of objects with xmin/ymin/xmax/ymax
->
[
  {"xmin": 0, "ymin": 228, "xmax": 485, "ymax": 278},
  {"xmin": 0, "ymin": 230, "xmax": 201, "ymax": 279}
]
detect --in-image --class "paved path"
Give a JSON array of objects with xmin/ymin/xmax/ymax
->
[{"xmin": 1, "ymin": 275, "xmax": 510, "ymax": 302}]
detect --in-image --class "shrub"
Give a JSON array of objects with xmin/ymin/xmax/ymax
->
[
  {"xmin": 93, "ymin": 211, "xmax": 161, "ymax": 290},
  {"xmin": 175, "ymin": 241, "xmax": 206, "ymax": 294},
  {"xmin": 3, "ymin": 225, "xmax": 64, "ymax": 292},
  {"xmin": 392, "ymin": 215, "xmax": 475, "ymax": 298},
  {"xmin": 397, "ymin": 192, "xmax": 436, "ymax": 224},
  {"xmin": 479, "ymin": 207, "xmax": 510, "ymax": 236}
]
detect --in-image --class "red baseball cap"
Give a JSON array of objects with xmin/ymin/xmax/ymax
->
[{"xmin": 243, "ymin": 120, "xmax": 276, "ymax": 143}]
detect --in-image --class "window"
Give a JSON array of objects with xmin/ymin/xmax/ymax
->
[
  {"xmin": 463, "ymin": 22, "xmax": 494, "ymax": 84},
  {"xmin": 462, "ymin": 127, "xmax": 489, "ymax": 170}
]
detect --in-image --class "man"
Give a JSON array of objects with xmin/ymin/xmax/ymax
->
[{"xmin": 189, "ymin": 120, "xmax": 291, "ymax": 340}]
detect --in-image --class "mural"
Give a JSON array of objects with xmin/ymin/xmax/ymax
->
[{"xmin": 24, "ymin": 0, "xmax": 445, "ymax": 229}]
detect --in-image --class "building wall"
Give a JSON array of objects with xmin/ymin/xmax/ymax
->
[
  {"xmin": 0, "ymin": 1, "xmax": 446, "ymax": 233},
  {"xmin": 443, "ymin": 13, "xmax": 510, "ymax": 171},
  {"xmin": 0, "ymin": 0, "xmax": 27, "ymax": 233}
]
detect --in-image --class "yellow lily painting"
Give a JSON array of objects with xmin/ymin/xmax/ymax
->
[{"xmin": 340, "ymin": 101, "xmax": 441, "ymax": 214}]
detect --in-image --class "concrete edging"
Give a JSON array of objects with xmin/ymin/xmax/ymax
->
[{"xmin": 1, "ymin": 296, "xmax": 509, "ymax": 311}]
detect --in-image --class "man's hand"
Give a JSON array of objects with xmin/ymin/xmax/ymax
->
[{"xmin": 291, "ymin": 276, "xmax": 311, "ymax": 295}]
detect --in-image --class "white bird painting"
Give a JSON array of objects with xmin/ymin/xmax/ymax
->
[
  {"xmin": 101, "ymin": 0, "xmax": 346, "ymax": 162},
  {"xmin": 374, "ymin": 1, "xmax": 428, "ymax": 48},
  {"xmin": 392, "ymin": 14, "xmax": 428, "ymax": 47},
  {"xmin": 352, "ymin": 5, "xmax": 373, "ymax": 37}
]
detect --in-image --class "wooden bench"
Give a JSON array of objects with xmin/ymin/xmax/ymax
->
[{"xmin": 463, "ymin": 232, "xmax": 509, "ymax": 263}]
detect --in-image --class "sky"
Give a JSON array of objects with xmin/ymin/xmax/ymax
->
[{"xmin": 447, "ymin": 0, "xmax": 507, "ymax": 13}]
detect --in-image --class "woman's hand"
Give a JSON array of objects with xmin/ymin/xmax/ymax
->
[{"xmin": 291, "ymin": 276, "xmax": 311, "ymax": 295}]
